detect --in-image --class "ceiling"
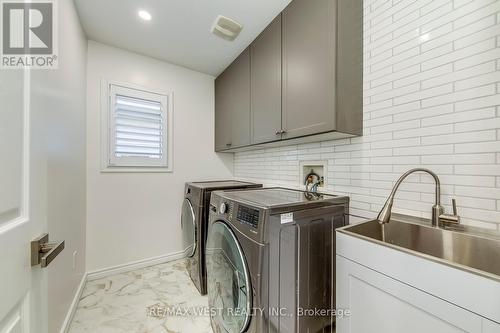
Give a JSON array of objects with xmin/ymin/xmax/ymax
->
[{"xmin": 74, "ymin": 0, "xmax": 291, "ymax": 76}]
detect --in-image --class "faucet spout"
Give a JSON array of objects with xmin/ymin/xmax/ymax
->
[{"xmin": 377, "ymin": 168, "xmax": 444, "ymax": 226}]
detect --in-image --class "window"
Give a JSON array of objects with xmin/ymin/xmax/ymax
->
[{"xmin": 103, "ymin": 83, "xmax": 173, "ymax": 172}]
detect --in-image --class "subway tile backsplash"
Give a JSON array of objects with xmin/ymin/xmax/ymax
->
[{"xmin": 234, "ymin": 0, "xmax": 500, "ymax": 229}]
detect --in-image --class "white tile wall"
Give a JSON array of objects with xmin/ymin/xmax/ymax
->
[{"xmin": 234, "ymin": 0, "xmax": 500, "ymax": 229}]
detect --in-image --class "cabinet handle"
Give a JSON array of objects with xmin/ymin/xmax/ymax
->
[
  {"xmin": 280, "ymin": 129, "xmax": 287, "ymax": 134},
  {"xmin": 275, "ymin": 130, "xmax": 281, "ymax": 135},
  {"xmin": 226, "ymin": 143, "xmax": 232, "ymax": 147}
]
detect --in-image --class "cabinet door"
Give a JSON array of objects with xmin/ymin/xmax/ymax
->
[
  {"xmin": 336, "ymin": 256, "xmax": 483, "ymax": 333},
  {"xmin": 282, "ymin": 0, "xmax": 336, "ymax": 139},
  {"xmin": 214, "ymin": 48, "xmax": 251, "ymax": 150},
  {"xmin": 250, "ymin": 15, "xmax": 282, "ymax": 144},
  {"xmin": 214, "ymin": 70, "xmax": 232, "ymax": 151},
  {"xmin": 229, "ymin": 48, "xmax": 251, "ymax": 148}
]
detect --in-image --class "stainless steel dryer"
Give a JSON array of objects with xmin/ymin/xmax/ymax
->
[
  {"xmin": 206, "ymin": 188, "xmax": 349, "ymax": 333},
  {"xmin": 181, "ymin": 181, "xmax": 262, "ymax": 295}
]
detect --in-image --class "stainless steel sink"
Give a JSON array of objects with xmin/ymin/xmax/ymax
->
[{"xmin": 339, "ymin": 216, "xmax": 500, "ymax": 281}]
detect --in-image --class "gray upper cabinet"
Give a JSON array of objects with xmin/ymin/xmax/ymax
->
[
  {"xmin": 215, "ymin": 48, "xmax": 251, "ymax": 150},
  {"xmin": 214, "ymin": 70, "xmax": 232, "ymax": 151},
  {"xmin": 229, "ymin": 48, "xmax": 251, "ymax": 148},
  {"xmin": 336, "ymin": 0, "xmax": 363, "ymax": 135},
  {"xmin": 214, "ymin": 0, "xmax": 362, "ymax": 152},
  {"xmin": 282, "ymin": 0, "xmax": 362, "ymax": 140},
  {"xmin": 250, "ymin": 16, "xmax": 282, "ymax": 144},
  {"xmin": 282, "ymin": 0, "xmax": 336, "ymax": 139}
]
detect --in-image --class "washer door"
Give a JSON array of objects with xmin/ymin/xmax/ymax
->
[
  {"xmin": 206, "ymin": 221, "xmax": 252, "ymax": 333},
  {"xmin": 181, "ymin": 198, "xmax": 196, "ymax": 258}
]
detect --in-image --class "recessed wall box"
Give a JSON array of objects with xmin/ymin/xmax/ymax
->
[{"xmin": 300, "ymin": 161, "xmax": 327, "ymax": 190}]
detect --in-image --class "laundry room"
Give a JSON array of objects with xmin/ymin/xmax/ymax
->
[{"xmin": 1, "ymin": 0, "xmax": 500, "ymax": 332}]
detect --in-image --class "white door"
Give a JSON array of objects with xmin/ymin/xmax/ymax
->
[{"xmin": 0, "ymin": 69, "xmax": 46, "ymax": 332}]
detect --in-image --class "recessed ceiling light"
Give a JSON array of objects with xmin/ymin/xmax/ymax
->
[
  {"xmin": 419, "ymin": 33, "xmax": 430, "ymax": 42},
  {"xmin": 138, "ymin": 10, "xmax": 152, "ymax": 21}
]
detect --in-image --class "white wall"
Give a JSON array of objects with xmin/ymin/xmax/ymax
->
[
  {"xmin": 86, "ymin": 41, "xmax": 233, "ymax": 271},
  {"xmin": 29, "ymin": 0, "xmax": 88, "ymax": 331},
  {"xmin": 235, "ymin": 0, "xmax": 500, "ymax": 229}
]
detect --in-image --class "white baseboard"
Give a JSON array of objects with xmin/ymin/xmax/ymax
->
[
  {"xmin": 59, "ymin": 272, "xmax": 87, "ymax": 333},
  {"xmin": 86, "ymin": 250, "xmax": 187, "ymax": 281}
]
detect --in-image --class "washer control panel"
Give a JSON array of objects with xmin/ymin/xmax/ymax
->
[{"xmin": 236, "ymin": 205, "xmax": 260, "ymax": 229}]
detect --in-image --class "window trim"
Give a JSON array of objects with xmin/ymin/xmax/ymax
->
[{"xmin": 100, "ymin": 80, "xmax": 174, "ymax": 173}]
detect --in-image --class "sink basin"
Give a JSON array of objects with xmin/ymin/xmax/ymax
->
[{"xmin": 339, "ymin": 217, "xmax": 500, "ymax": 281}]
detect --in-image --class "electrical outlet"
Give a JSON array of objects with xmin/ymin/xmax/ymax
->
[{"xmin": 72, "ymin": 251, "xmax": 77, "ymax": 270}]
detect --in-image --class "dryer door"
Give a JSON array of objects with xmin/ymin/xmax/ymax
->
[
  {"xmin": 206, "ymin": 221, "xmax": 252, "ymax": 333},
  {"xmin": 181, "ymin": 198, "xmax": 197, "ymax": 258}
]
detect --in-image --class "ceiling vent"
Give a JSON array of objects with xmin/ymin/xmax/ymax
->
[{"xmin": 211, "ymin": 15, "xmax": 243, "ymax": 41}]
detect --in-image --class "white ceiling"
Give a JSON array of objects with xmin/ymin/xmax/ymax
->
[{"xmin": 74, "ymin": 0, "xmax": 291, "ymax": 76}]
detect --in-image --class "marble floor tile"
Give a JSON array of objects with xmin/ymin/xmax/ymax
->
[{"xmin": 68, "ymin": 259, "xmax": 213, "ymax": 333}]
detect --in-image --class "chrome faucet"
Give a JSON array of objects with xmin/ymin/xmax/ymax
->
[{"xmin": 377, "ymin": 168, "xmax": 460, "ymax": 227}]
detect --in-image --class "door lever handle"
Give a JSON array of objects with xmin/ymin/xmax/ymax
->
[
  {"xmin": 31, "ymin": 233, "xmax": 65, "ymax": 268},
  {"xmin": 439, "ymin": 198, "xmax": 461, "ymax": 226}
]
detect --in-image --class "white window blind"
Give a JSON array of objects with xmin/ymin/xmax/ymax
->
[
  {"xmin": 107, "ymin": 84, "xmax": 170, "ymax": 169},
  {"xmin": 114, "ymin": 95, "xmax": 163, "ymax": 159}
]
